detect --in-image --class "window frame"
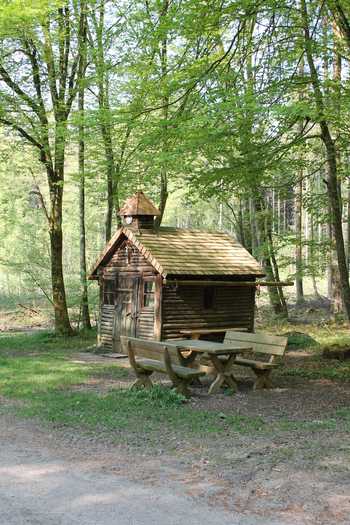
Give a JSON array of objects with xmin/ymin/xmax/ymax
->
[
  {"xmin": 142, "ymin": 277, "xmax": 155, "ymax": 309},
  {"xmin": 103, "ymin": 279, "xmax": 116, "ymax": 305},
  {"xmin": 203, "ymin": 286, "xmax": 216, "ymax": 310}
]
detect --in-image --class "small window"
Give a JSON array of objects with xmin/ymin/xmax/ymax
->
[
  {"xmin": 203, "ymin": 287, "xmax": 215, "ymax": 310},
  {"xmin": 143, "ymin": 280, "xmax": 155, "ymax": 308},
  {"xmin": 103, "ymin": 280, "xmax": 115, "ymax": 305}
]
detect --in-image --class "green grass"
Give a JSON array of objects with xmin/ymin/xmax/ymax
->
[
  {"xmin": 0, "ymin": 330, "xmax": 265, "ymax": 438},
  {"xmin": 279, "ymin": 362, "xmax": 350, "ymax": 382},
  {"xmin": 0, "ymin": 329, "xmax": 349, "ymax": 442},
  {"xmin": 17, "ymin": 387, "xmax": 266, "ymax": 438},
  {"xmin": 0, "ymin": 329, "xmax": 97, "ymax": 356},
  {"xmin": 262, "ymin": 320, "xmax": 350, "ymax": 350},
  {"xmin": 0, "ymin": 354, "xmax": 129, "ymax": 398}
]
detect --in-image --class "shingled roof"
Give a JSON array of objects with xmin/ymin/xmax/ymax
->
[
  {"xmin": 118, "ymin": 191, "xmax": 161, "ymax": 217},
  {"xmin": 89, "ymin": 226, "xmax": 264, "ymax": 279}
]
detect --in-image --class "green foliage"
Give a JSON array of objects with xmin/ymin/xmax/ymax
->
[{"xmin": 0, "ymin": 0, "xmax": 350, "ymax": 320}]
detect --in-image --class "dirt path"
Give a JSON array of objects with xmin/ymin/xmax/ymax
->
[{"xmin": 0, "ymin": 413, "xmax": 293, "ymax": 525}]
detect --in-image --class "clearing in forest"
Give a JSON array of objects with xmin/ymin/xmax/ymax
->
[{"xmin": 0, "ymin": 325, "xmax": 349, "ymax": 524}]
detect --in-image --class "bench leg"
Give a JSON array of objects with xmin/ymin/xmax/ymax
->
[
  {"xmin": 253, "ymin": 369, "xmax": 273, "ymax": 390},
  {"xmin": 127, "ymin": 341, "xmax": 154, "ymax": 389},
  {"xmin": 173, "ymin": 379, "xmax": 191, "ymax": 398},
  {"xmin": 164, "ymin": 348, "xmax": 192, "ymax": 397},
  {"xmin": 130, "ymin": 370, "xmax": 153, "ymax": 390}
]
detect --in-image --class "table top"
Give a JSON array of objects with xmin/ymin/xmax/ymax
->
[
  {"xmin": 166, "ymin": 339, "xmax": 252, "ymax": 356},
  {"xmin": 179, "ymin": 328, "xmax": 247, "ymax": 336}
]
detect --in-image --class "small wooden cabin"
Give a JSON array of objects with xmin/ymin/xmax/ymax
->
[{"xmin": 89, "ymin": 192, "xmax": 264, "ymax": 351}]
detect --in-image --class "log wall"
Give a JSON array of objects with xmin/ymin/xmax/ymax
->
[
  {"xmin": 161, "ymin": 283, "xmax": 255, "ymax": 340},
  {"xmin": 99, "ymin": 304, "xmax": 114, "ymax": 349},
  {"xmin": 99, "ymin": 240, "xmax": 158, "ymax": 349}
]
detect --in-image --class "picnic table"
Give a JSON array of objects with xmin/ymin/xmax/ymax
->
[
  {"xmin": 167, "ymin": 339, "xmax": 252, "ymax": 394},
  {"xmin": 179, "ymin": 327, "xmax": 248, "ymax": 340}
]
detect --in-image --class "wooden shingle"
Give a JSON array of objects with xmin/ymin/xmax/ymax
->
[
  {"xmin": 89, "ymin": 226, "xmax": 264, "ymax": 279},
  {"xmin": 118, "ymin": 191, "xmax": 161, "ymax": 217}
]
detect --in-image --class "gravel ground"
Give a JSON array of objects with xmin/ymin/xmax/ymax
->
[{"xmin": 0, "ymin": 412, "xmax": 292, "ymax": 525}]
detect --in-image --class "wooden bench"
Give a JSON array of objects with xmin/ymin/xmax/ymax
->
[
  {"xmin": 121, "ymin": 336, "xmax": 205, "ymax": 397},
  {"xmin": 223, "ymin": 331, "xmax": 288, "ymax": 389}
]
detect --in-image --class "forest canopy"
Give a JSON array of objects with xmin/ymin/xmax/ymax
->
[{"xmin": 0, "ymin": 0, "xmax": 350, "ymax": 333}]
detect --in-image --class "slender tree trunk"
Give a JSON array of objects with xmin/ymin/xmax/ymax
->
[
  {"xmin": 238, "ymin": 198, "xmax": 246, "ymax": 247},
  {"xmin": 301, "ymin": 0, "xmax": 350, "ymax": 320},
  {"xmin": 90, "ymin": 0, "xmax": 120, "ymax": 241},
  {"xmin": 155, "ymin": 168, "xmax": 168, "ymax": 227},
  {"xmin": 249, "ymin": 197, "xmax": 258, "ymax": 256},
  {"xmin": 154, "ymin": 0, "xmax": 170, "ymax": 227},
  {"xmin": 309, "ymin": 210, "xmax": 320, "ymax": 297},
  {"xmin": 295, "ymin": 175, "xmax": 304, "ymax": 303},
  {"xmin": 78, "ymin": 6, "xmax": 91, "ymax": 330},
  {"xmin": 267, "ymin": 225, "xmax": 288, "ymax": 316},
  {"xmin": 101, "ymin": 122, "xmax": 116, "ymax": 242},
  {"xmin": 295, "ymin": 57, "xmax": 305, "ymax": 303},
  {"xmin": 255, "ymin": 196, "xmax": 288, "ymax": 317},
  {"xmin": 347, "ymin": 177, "xmax": 350, "ymax": 269}
]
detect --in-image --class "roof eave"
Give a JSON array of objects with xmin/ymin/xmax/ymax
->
[{"xmin": 88, "ymin": 227, "xmax": 125, "ymax": 279}]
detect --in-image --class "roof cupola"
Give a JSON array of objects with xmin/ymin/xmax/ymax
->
[{"xmin": 118, "ymin": 191, "xmax": 160, "ymax": 230}]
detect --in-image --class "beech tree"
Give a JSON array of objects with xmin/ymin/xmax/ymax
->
[{"xmin": 0, "ymin": 1, "xmax": 86, "ymax": 333}]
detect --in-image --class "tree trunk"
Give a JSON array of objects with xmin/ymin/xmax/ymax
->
[
  {"xmin": 90, "ymin": 0, "xmax": 120, "ymax": 242},
  {"xmin": 301, "ymin": 0, "xmax": 350, "ymax": 320},
  {"xmin": 267, "ymin": 223, "xmax": 288, "ymax": 317},
  {"xmin": 309, "ymin": 198, "xmax": 320, "ymax": 297},
  {"xmin": 295, "ymin": 176, "xmax": 304, "ymax": 303},
  {"xmin": 347, "ymin": 177, "xmax": 350, "ymax": 269},
  {"xmin": 237, "ymin": 198, "xmax": 246, "ymax": 247},
  {"xmin": 155, "ymin": 169, "xmax": 168, "ymax": 227},
  {"xmin": 295, "ymin": 56, "xmax": 305, "ymax": 304},
  {"xmin": 255, "ymin": 196, "xmax": 288, "ymax": 317},
  {"xmin": 78, "ymin": 14, "xmax": 91, "ymax": 330},
  {"xmin": 249, "ymin": 197, "xmax": 258, "ymax": 256},
  {"xmin": 102, "ymin": 122, "xmax": 116, "ymax": 242},
  {"xmin": 49, "ymin": 185, "xmax": 73, "ymax": 335},
  {"xmin": 154, "ymin": 0, "xmax": 170, "ymax": 228}
]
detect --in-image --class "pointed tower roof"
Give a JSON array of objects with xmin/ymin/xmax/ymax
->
[{"xmin": 118, "ymin": 191, "xmax": 160, "ymax": 217}]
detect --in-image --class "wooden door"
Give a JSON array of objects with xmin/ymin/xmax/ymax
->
[{"xmin": 114, "ymin": 274, "xmax": 140, "ymax": 351}]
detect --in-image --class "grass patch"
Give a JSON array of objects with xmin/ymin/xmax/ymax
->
[
  {"xmin": 0, "ymin": 327, "xmax": 349, "ymax": 443},
  {"xmin": 0, "ymin": 331, "xmax": 266, "ymax": 438},
  {"xmin": 17, "ymin": 387, "xmax": 266, "ymax": 437},
  {"xmin": 0, "ymin": 353, "xmax": 129, "ymax": 399},
  {"xmin": 279, "ymin": 362, "xmax": 350, "ymax": 382},
  {"xmin": 285, "ymin": 332, "xmax": 319, "ymax": 349},
  {"xmin": 0, "ymin": 329, "xmax": 97, "ymax": 356},
  {"xmin": 261, "ymin": 320, "xmax": 350, "ymax": 350}
]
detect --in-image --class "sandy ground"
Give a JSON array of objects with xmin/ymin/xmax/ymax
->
[
  {"xmin": 0, "ymin": 412, "xmax": 293, "ymax": 525},
  {"xmin": 0, "ymin": 407, "xmax": 349, "ymax": 525}
]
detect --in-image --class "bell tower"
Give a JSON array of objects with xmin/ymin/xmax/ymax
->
[{"xmin": 118, "ymin": 191, "xmax": 160, "ymax": 230}]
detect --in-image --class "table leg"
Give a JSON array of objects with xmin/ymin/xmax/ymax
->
[
  {"xmin": 176, "ymin": 349, "xmax": 202, "ymax": 385},
  {"xmin": 208, "ymin": 354, "xmax": 238, "ymax": 395}
]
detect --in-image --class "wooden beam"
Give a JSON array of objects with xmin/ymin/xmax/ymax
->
[{"xmin": 163, "ymin": 280, "xmax": 294, "ymax": 287}]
